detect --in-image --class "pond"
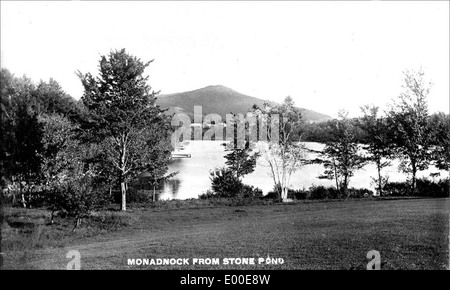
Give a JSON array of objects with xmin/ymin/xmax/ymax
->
[{"xmin": 152, "ymin": 140, "xmax": 445, "ymax": 200}]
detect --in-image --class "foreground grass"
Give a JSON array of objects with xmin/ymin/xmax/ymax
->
[{"xmin": 2, "ymin": 197, "xmax": 449, "ymax": 270}]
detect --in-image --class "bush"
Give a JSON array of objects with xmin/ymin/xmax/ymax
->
[
  {"xmin": 382, "ymin": 181, "xmax": 410, "ymax": 196},
  {"xmin": 263, "ymin": 190, "xmax": 279, "ymax": 200},
  {"xmin": 204, "ymin": 168, "xmax": 263, "ymax": 199},
  {"xmin": 123, "ymin": 187, "xmax": 152, "ymax": 203},
  {"xmin": 239, "ymin": 184, "xmax": 263, "ymax": 199},
  {"xmin": 287, "ymin": 189, "xmax": 309, "ymax": 200},
  {"xmin": 1, "ymin": 182, "xmax": 47, "ymax": 208},
  {"xmin": 347, "ymin": 188, "xmax": 374, "ymax": 198},
  {"xmin": 199, "ymin": 190, "xmax": 216, "ymax": 200},
  {"xmin": 382, "ymin": 178, "xmax": 449, "ymax": 197},
  {"xmin": 416, "ymin": 178, "xmax": 449, "ymax": 197},
  {"xmin": 210, "ymin": 167, "xmax": 243, "ymax": 198},
  {"xmin": 309, "ymin": 186, "xmax": 341, "ymax": 200},
  {"xmin": 46, "ymin": 173, "xmax": 107, "ymax": 228},
  {"xmin": 265, "ymin": 185, "xmax": 372, "ymax": 200}
]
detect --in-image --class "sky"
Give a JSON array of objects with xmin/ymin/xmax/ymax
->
[{"xmin": 1, "ymin": 1, "xmax": 449, "ymax": 118}]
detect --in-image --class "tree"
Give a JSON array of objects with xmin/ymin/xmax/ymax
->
[
  {"xmin": 429, "ymin": 112, "xmax": 450, "ymax": 171},
  {"xmin": 255, "ymin": 96, "xmax": 305, "ymax": 201},
  {"xmin": 224, "ymin": 148, "xmax": 259, "ymax": 181},
  {"xmin": 39, "ymin": 113, "xmax": 110, "ymax": 227},
  {"xmin": 387, "ymin": 69, "xmax": 432, "ymax": 193},
  {"xmin": 359, "ymin": 105, "xmax": 393, "ymax": 195},
  {"xmin": 1, "ymin": 69, "xmax": 82, "ymax": 191},
  {"xmin": 13, "ymin": 104, "xmax": 44, "ymax": 182},
  {"xmin": 319, "ymin": 111, "xmax": 366, "ymax": 196},
  {"xmin": 78, "ymin": 49, "xmax": 170, "ymax": 211},
  {"xmin": 142, "ymin": 119, "xmax": 178, "ymax": 202},
  {"xmin": 1, "ymin": 69, "xmax": 40, "ymax": 189},
  {"xmin": 32, "ymin": 79, "xmax": 82, "ymax": 122},
  {"xmin": 53, "ymin": 171, "xmax": 104, "ymax": 230},
  {"xmin": 224, "ymin": 113, "xmax": 260, "ymax": 181},
  {"xmin": 39, "ymin": 113, "xmax": 81, "ymax": 222}
]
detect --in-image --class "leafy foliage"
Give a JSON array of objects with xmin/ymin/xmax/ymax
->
[
  {"xmin": 78, "ymin": 48, "xmax": 170, "ymax": 211},
  {"xmin": 387, "ymin": 69, "xmax": 433, "ymax": 193},
  {"xmin": 359, "ymin": 105, "xmax": 393, "ymax": 195},
  {"xmin": 382, "ymin": 178, "xmax": 449, "ymax": 198},
  {"xmin": 318, "ymin": 111, "xmax": 366, "ymax": 196},
  {"xmin": 224, "ymin": 148, "xmax": 259, "ymax": 180},
  {"xmin": 429, "ymin": 112, "xmax": 450, "ymax": 171},
  {"xmin": 254, "ymin": 96, "xmax": 306, "ymax": 201},
  {"xmin": 210, "ymin": 167, "xmax": 243, "ymax": 198}
]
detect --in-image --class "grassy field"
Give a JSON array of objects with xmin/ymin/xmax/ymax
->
[{"xmin": 1, "ymin": 197, "xmax": 449, "ymax": 270}]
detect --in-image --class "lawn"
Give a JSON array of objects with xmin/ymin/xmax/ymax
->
[{"xmin": 1, "ymin": 197, "xmax": 449, "ymax": 270}]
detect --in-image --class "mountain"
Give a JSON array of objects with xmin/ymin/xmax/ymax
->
[{"xmin": 155, "ymin": 85, "xmax": 332, "ymax": 123}]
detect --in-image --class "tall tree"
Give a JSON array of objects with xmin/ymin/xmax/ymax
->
[
  {"xmin": 224, "ymin": 113, "xmax": 260, "ymax": 181},
  {"xmin": 256, "ymin": 96, "xmax": 305, "ymax": 201},
  {"xmin": 224, "ymin": 148, "xmax": 259, "ymax": 181},
  {"xmin": 78, "ymin": 49, "xmax": 169, "ymax": 211},
  {"xmin": 319, "ymin": 111, "xmax": 366, "ymax": 196},
  {"xmin": 13, "ymin": 103, "xmax": 44, "ymax": 184},
  {"xmin": 387, "ymin": 69, "xmax": 432, "ymax": 193},
  {"xmin": 359, "ymin": 105, "xmax": 393, "ymax": 195},
  {"xmin": 142, "ymin": 117, "xmax": 178, "ymax": 202},
  {"xmin": 32, "ymin": 79, "xmax": 82, "ymax": 122}
]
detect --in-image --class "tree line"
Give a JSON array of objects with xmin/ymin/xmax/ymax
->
[{"xmin": 205, "ymin": 69, "xmax": 449, "ymax": 201}]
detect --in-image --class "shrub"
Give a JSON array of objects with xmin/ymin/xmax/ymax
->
[
  {"xmin": 416, "ymin": 178, "xmax": 449, "ymax": 197},
  {"xmin": 202, "ymin": 183, "xmax": 263, "ymax": 200},
  {"xmin": 199, "ymin": 190, "xmax": 216, "ymax": 200},
  {"xmin": 382, "ymin": 178, "xmax": 449, "ymax": 197},
  {"xmin": 263, "ymin": 190, "xmax": 279, "ymax": 200},
  {"xmin": 347, "ymin": 188, "xmax": 374, "ymax": 198},
  {"xmin": 309, "ymin": 186, "xmax": 340, "ymax": 200},
  {"xmin": 125, "ymin": 187, "xmax": 152, "ymax": 203},
  {"xmin": 209, "ymin": 167, "xmax": 243, "ymax": 198},
  {"xmin": 239, "ymin": 184, "xmax": 263, "ymax": 199},
  {"xmin": 273, "ymin": 186, "xmax": 372, "ymax": 200},
  {"xmin": 287, "ymin": 189, "xmax": 309, "ymax": 200},
  {"xmin": 47, "ymin": 173, "xmax": 106, "ymax": 229},
  {"xmin": 382, "ymin": 181, "xmax": 410, "ymax": 196}
]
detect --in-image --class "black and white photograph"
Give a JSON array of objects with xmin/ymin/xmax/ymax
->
[{"xmin": 1, "ymin": 0, "xmax": 449, "ymax": 276}]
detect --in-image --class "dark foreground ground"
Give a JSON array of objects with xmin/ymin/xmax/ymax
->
[{"xmin": 2, "ymin": 197, "xmax": 449, "ymax": 270}]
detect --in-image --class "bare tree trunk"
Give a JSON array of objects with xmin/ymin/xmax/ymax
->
[
  {"xmin": 153, "ymin": 185, "xmax": 156, "ymax": 202},
  {"xmin": 333, "ymin": 159, "xmax": 339, "ymax": 191},
  {"xmin": 121, "ymin": 180, "xmax": 126, "ymax": 211},
  {"xmin": 343, "ymin": 174, "xmax": 348, "ymax": 198},
  {"xmin": 377, "ymin": 158, "xmax": 382, "ymax": 196},
  {"xmin": 411, "ymin": 163, "xmax": 417, "ymax": 195},
  {"xmin": 120, "ymin": 135, "xmax": 127, "ymax": 211},
  {"xmin": 21, "ymin": 193, "xmax": 26, "ymax": 208},
  {"xmin": 20, "ymin": 182, "xmax": 27, "ymax": 208}
]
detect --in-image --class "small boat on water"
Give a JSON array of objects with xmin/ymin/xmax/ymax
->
[{"xmin": 171, "ymin": 153, "xmax": 191, "ymax": 158}]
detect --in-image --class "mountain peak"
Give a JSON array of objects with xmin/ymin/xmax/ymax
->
[
  {"xmin": 201, "ymin": 85, "xmax": 236, "ymax": 92},
  {"xmin": 156, "ymin": 86, "xmax": 332, "ymax": 123}
]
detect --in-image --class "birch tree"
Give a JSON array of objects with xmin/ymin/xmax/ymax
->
[{"xmin": 256, "ymin": 96, "xmax": 305, "ymax": 202}]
